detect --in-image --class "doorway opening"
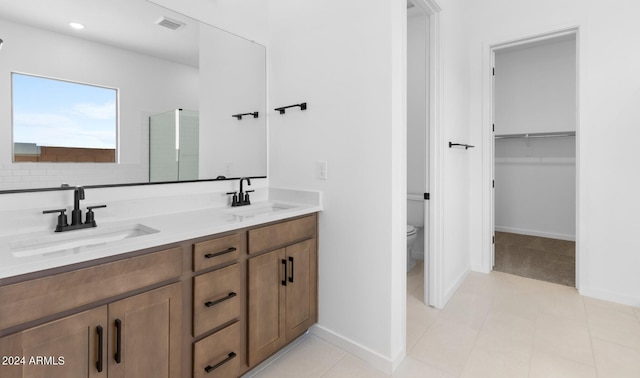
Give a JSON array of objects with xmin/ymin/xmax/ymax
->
[{"xmin": 491, "ymin": 30, "xmax": 578, "ymax": 287}]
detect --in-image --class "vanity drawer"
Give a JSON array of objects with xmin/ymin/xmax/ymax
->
[
  {"xmin": 193, "ymin": 321, "xmax": 241, "ymax": 378},
  {"xmin": 193, "ymin": 263, "xmax": 241, "ymax": 337},
  {"xmin": 193, "ymin": 233, "xmax": 241, "ymax": 272},
  {"xmin": 0, "ymin": 247, "xmax": 182, "ymax": 331},
  {"xmin": 248, "ymin": 214, "xmax": 316, "ymax": 255}
]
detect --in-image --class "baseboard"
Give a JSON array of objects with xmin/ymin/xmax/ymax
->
[
  {"xmin": 495, "ymin": 226, "xmax": 575, "ymax": 241},
  {"xmin": 443, "ymin": 267, "xmax": 471, "ymax": 305},
  {"xmin": 310, "ymin": 324, "xmax": 402, "ymax": 375},
  {"xmin": 579, "ymin": 286, "xmax": 640, "ymax": 308}
]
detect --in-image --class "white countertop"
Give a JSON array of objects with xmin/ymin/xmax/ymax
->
[{"xmin": 0, "ymin": 188, "xmax": 322, "ymax": 281}]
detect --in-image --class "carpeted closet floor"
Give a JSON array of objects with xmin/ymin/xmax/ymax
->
[{"xmin": 494, "ymin": 231, "xmax": 575, "ymax": 287}]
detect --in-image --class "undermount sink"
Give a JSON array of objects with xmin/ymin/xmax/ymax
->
[
  {"xmin": 225, "ymin": 201, "xmax": 296, "ymax": 218},
  {"xmin": 10, "ymin": 223, "xmax": 159, "ymax": 258}
]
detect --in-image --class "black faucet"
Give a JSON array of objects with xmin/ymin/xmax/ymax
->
[
  {"xmin": 71, "ymin": 186, "xmax": 85, "ymax": 226},
  {"xmin": 227, "ymin": 177, "xmax": 254, "ymax": 207},
  {"xmin": 43, "ymin": 186, "xmax": 107, "ymax": 232}
]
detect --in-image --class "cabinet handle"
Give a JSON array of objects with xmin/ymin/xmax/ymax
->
[
  {"xmin": 288, "ymin": 256, "xmax": 294, "ymax": 283},
  {"xmin": 96, "ymin": 325, "xmax": 103, "ymax": 372},
  {"xmin": 114, "ymin": 319, "xmax": 122, "ymax": 364},
  {"xmin": 204, "ymin": 247, "xmax": 237, "ymax": 259},
  {"xmin": 281, "ymin": 259, "xmax": 287, "ymax": 286},
  {"xmin": 204, "ymin": 292, "xmax": 237, "ymax": 307},
  {"xmin": 204, "ymin": 352, "xmax": 237, "ymax": 373}
]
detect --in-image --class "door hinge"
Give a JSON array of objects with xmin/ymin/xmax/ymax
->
[
  {"xmin": 493, "ymin": 123, "xmax": 495, "ymax": 132},
  {"xmin": 492, "ymin": 180, "xmax": 495, "ymax": 188},
  {"xmin": 492, "ymin": 67, "xmax": 495, "ymax": 76},
  {"xmin": 424, "ymin": 193, "xmax": 430, "ymax": 200},
  {"xmin": 492, "ymin": 236, "xmax": 495, "ymax": 244}
]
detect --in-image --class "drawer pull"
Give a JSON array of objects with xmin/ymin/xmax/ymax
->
[
  {"xmin": 114, "ymin": 319, "xmax": 122, "ymax": 364},
  {"xmin": 288, "ymin": 256, "xmax": 295, "ymax": 283},
  {"xmin": 204, "ymin": 292, "xmax": 237, "ymax": 308},
  {"xmin": 96, "ymin": 325, "xmax": 103, "ymax": 372},
  {"xmin": 204, "ymin": 247, "xmax": 237, "ymax": 259},
  {"xmin": 281, "ymin": 259, "xmax": 287, "ymax": 286},
  {"xmin": 204, "ymin": 352, "xmax": 237, "ymax": 373}
]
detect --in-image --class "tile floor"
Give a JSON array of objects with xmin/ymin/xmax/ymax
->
[{"xmin": 246, "ymin": 263, "xmax": 640, "ymax": 377}]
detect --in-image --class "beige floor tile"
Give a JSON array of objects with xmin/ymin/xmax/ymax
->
[
  {"xmin": 481, "ymin": 309, "xmax": 536, "ymax": 346},
  {"xmin": 406, "ymin": 294, "xmax": 440, "ymax": 352},
  {"xmin": 634, "ymin": 306, "xmax": 640, "ymax": 323},
  {"xmin": 529, "ymin": 350, "xmax": 597, "ymax": 378},
  {"xmin": 533, "ymin": 312, "xmax": 594, "ymax": 366},
  {"xmin": 586, "ymin": 299, "xmax": 640, "ymax": 349},
  {"xmin": 269, "ymin": 335, "xmax": 345, "ymax": 377},
  {"xmin": 407, "ymin": 263, "xmax": 424, "ymax": 294},
  {"xmin": 490, "ymin": 291, "xmax": 539, "ymax": 321},
  {"xmin": 585, "ymin": 296, "xmax": 637, "ymax": 315},
  {"xmin": 439, "ymin": 291, "xmax": 492, "ymax": 330},
  {"xmin": 408, "ymin": 318, "xmax": 479, "ymax": 376},
  {"xmin": 322, "ymin": 354, "xmax": 391, "ymax": 378},
  {"xmin": 392, "ymin": 356, "xmax": 455, "ymax": 378},
  {"xmin": 592, "ymin": 337, "xmax": 640, "ymax": 378},
  {"xmin": 535, "ymin": 288, "xmax": 587, "ymax": 323},
  {"xmin": 248, "ymin": 365, "xmax": 298, "ymax": 378},
  {"xmin": 460, "ymin": 345, "xmax": 529, "ymax": 378}
]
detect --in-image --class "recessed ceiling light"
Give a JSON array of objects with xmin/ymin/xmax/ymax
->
[{"xmin": 69, "ymin": 22, "xmax": 85, "ymax": 30}]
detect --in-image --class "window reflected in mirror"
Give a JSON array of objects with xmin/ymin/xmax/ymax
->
[{"xmin": 12, "ymin": 72, "xmax": 117, "ymax": 163}]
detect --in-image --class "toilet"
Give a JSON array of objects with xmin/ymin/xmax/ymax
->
[{"xmin": 407, "ymin": 225, "xmax": 418, "ymax": 272}]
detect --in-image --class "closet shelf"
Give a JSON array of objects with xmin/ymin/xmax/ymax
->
[{"xmin": 495, "ymin": 131, "xmax": 575, "ymax": 139}]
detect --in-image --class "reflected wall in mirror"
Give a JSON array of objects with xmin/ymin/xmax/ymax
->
[{"xmin": 0, "ymin": 0, "xmax": 266, "ymax": 191}]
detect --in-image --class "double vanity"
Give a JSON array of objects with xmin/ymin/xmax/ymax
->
[{"xmin": 0, "ymin": 188, "xmax": 321, "ymax": 378}]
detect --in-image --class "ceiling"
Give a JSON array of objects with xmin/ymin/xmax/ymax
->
[{"xmin": 0, "ymin": 0, "xmax": 200, "ymax": 67}]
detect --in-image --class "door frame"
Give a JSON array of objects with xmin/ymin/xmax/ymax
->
[
  {"xmin": 408, "ymin": 0, "xmax": 443, "ymax": 308},
  {"xmin": 481, "ymin": 27, "xmax": 580, "ymax": 287}
]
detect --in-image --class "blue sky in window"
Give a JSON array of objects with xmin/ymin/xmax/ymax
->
[{"xmin": 12, "ymin": 73, "xmax": 117, "ymax": 149}]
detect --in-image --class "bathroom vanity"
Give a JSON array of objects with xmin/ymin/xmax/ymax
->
[{"xmin": 0, "ymin": 200, "xmax": 319, "ymax": 378}]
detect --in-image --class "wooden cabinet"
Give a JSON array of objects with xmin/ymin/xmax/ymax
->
[
  {"xmin": 191, "ymin": 232, "xmax": 245, "ymax": 377},
  {"xmin": 247, "ymin": 215, "xmax": 317, "ymax": 367},
  {"xmin": 107, "ymin": 283, "xmax": 182, "ymax": 378},
  {"xmin": 0, "ymin": 283, "xmax": 181, "ymax": 378},
  {"xmin": 0, "ymin": 212, "xmax": 318, "ymax": 378},
  {"xmin": 0, "ymin": 306, "xmax": 106, "ymax": 378}
]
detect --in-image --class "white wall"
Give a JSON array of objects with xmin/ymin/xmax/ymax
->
[
  {"xmin": 495, "ymin": 137, "xmax": 576, "ymax": 240},
  {"xmin": 0, "ymin": 19, "xmax": 199, "ymax": 189},
  {"xmin": 198, "ymin": 26, "xmax": 267, "ymax": 179},
  {"xmin": 148, "ymin": 0, "xmax": 269, "ymax": 45},
  {"xmin": 468, "ymin": 0, "xmax": 640, "ymax": 306},
  {"xmin": 266, "ymin": 0, "xmax": 407, "ymax": 372},
  {"xmin": 495, "ymin": 37, "xmax": 576, "ymax": 135}
]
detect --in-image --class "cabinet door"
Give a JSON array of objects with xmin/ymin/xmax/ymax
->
[
  {"xmin": 247, "ymin": 248, "xmax": 286, "ymax": 366},
  {"xmin": 0, "ymin": 306, "xmax": 107, "ymax": 378},
  {"xmin": 285, "ymin": 239, "xmax": 317, "ymax": 340},
  {"xmin": 107, "ymin": 283, "xmax": 182, "ymax": 378}
]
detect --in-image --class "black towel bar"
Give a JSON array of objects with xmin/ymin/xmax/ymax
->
[
  {"xmin": 274, "ymin": 102, "xmax": 307, "ymax": 114},
  {"xmin": 449, "ymin": 142, "xmax": 475, "ymax": 150}
]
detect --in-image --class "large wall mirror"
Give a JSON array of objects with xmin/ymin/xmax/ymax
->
[{"xmin": 0, "ymin": 0, "xmax": 267, "ymax": 192}]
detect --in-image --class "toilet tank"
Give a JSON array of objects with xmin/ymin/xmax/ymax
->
[{"xmin": 407, "ymin": 196, "xmax": 424, "ymax": 227}]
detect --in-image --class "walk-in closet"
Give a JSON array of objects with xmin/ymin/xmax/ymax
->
[{"xmin": 493, "ymin": 33, "xmax": 577, "ymax": 286}]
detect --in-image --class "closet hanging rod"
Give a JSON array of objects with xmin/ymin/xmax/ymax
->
[{"xmin": 495, "ymin": 131, "xmax": 576, "ymax": 139}]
